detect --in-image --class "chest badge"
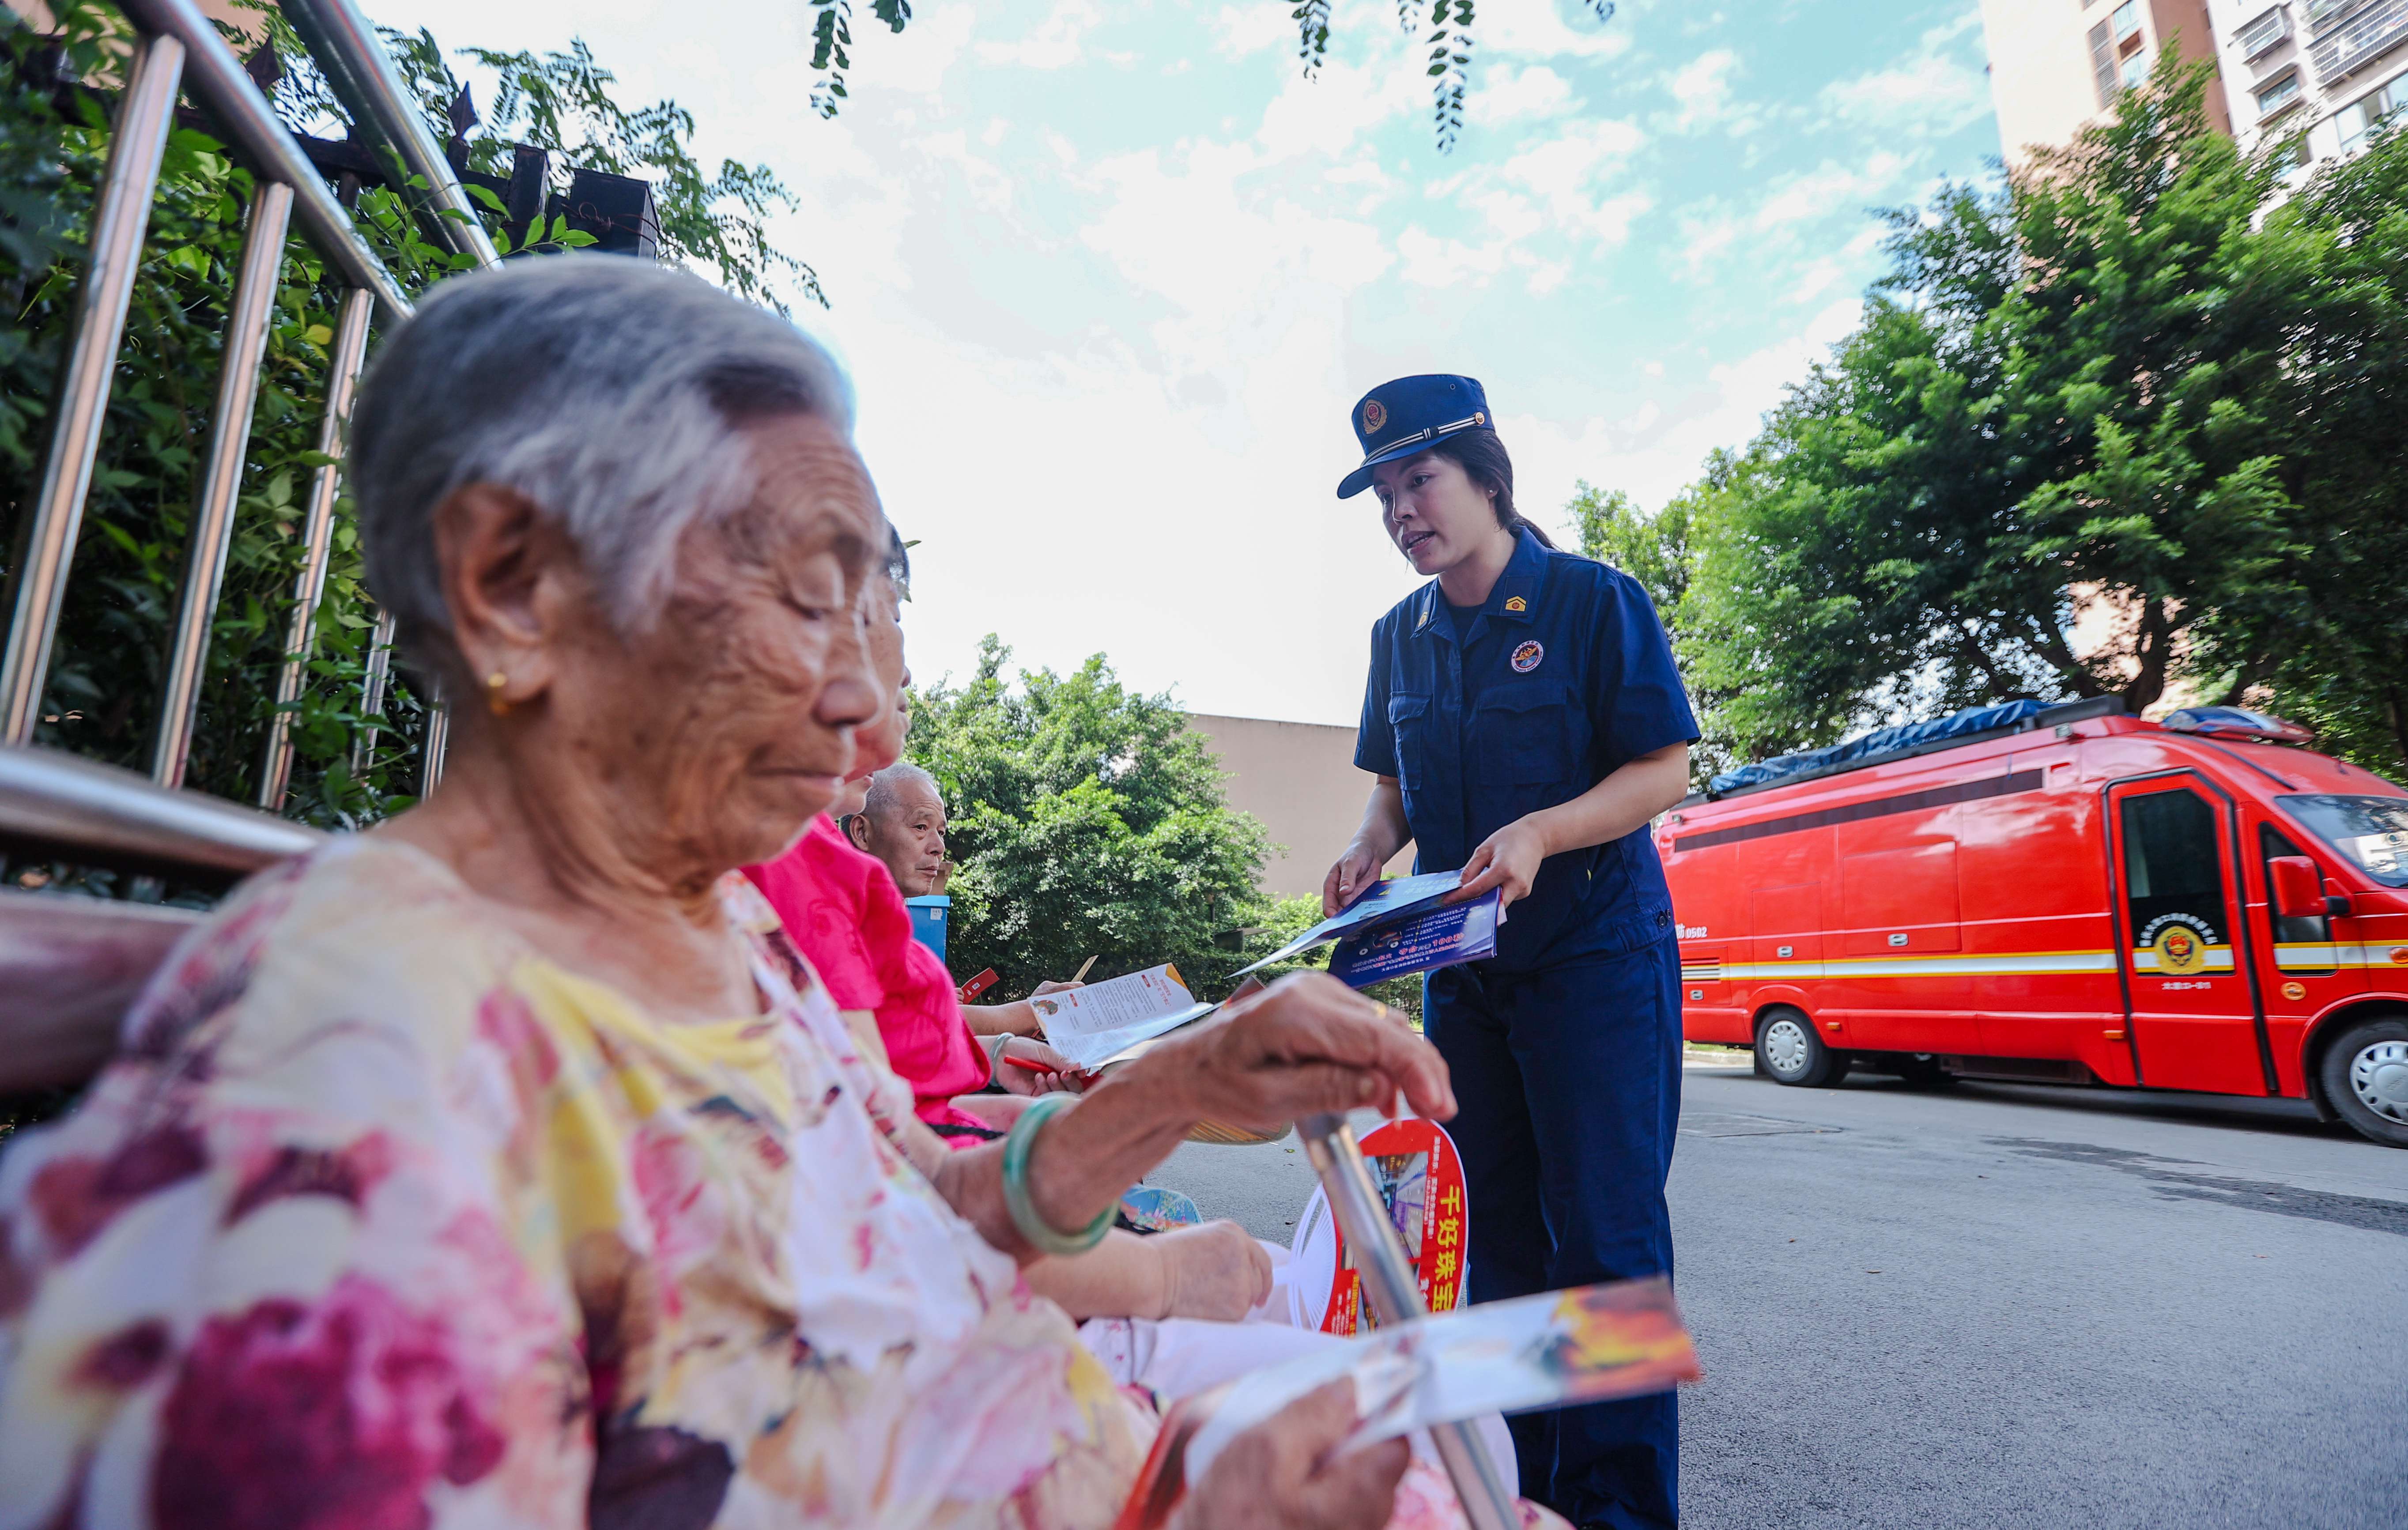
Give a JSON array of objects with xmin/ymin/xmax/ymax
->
[
  {"xmin": 1510, "ymin": 639, "xmax": 1544, "ymax": 673},
  {"xmin": 1504, "ymin": 596, "xmax": 1526, "ymax": 612}
]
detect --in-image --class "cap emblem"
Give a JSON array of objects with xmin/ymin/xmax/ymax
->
[
  {"xmin": 1361, "ymin": 398, "xmax": 1387, "ymax": 434},
  {"xmin": 1504, "ymin": 596, "xmax": 1527, "ymax": 612},
  {"xmin": 1511, "ymin": 640, "xmax": 1544, "ymax": 673}
]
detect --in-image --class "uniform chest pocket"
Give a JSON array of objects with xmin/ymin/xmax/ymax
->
[
  {"xmin": 1467, "ymin": 680, "xmax": 1586, "ymax": 787},
  {"xmin": 1388, "ymin": 694, "xmax": 1434, "ymax": 787}
]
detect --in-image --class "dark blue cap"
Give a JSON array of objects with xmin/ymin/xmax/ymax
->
[{"xmin": 1336, "ymin": 374, "xmax": 1493, "ymax": 499}]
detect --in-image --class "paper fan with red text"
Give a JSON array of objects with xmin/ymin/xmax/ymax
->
[{"xmin": 1286, "ymin": 1117, "xmax": 1467, "ymax": 1335}]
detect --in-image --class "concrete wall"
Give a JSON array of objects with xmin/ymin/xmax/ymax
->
[{"xmin": 1187, "ymin": 713, "xmax": 1415, "ymax": 901}]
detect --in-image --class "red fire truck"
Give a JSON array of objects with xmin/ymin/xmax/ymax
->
[{"xmin": 1658, "ymin": 697, "xmax": 2408, "ymax": 1147}]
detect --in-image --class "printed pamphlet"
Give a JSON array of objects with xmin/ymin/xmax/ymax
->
[
  {"xmin": 1112, "ymin": 1277, "xmax": 1701, "ymax": 1530},
  {"xmin": 1227, "ymin": 871, "xmax": 1471, "ymax": 978},
  {"xmin": 1031, "ymin": 963, "xmax": 1216, "ymax": 1071},
  {"xmin": 1324, "ymin": 892, "xmax": 1502, "ymax": 988}
]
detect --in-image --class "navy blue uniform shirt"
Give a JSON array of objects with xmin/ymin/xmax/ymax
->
[{"xmin": 1355, "ymin": 527, "xmax": 1699, "ymax": 971}]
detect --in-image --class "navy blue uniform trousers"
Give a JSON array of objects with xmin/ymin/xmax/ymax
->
[{"xmin": 1423, "ymin": 934, "xmax": 1683, "ymax": 1529}]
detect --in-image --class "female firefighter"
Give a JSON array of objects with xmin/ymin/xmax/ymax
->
[{"xmin": 1324, "ymin": 374, "xmax": 1697, "ymax": 1530}]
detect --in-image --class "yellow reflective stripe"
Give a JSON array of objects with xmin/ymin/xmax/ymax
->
[
  {"xmin": 2274, "ymin": 941, "xmax": 2408, "ymax": 969},
  {"xmin": 1704, "ymin": 950, "xmax": 2119, "ymax": 981},
  {"xmin": 1678, "ymin": 938, "xmax": 2408, "ymax": 982}
]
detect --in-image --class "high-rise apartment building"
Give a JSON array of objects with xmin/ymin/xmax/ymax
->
[
  {"xmin": 1979, "ymin": 0, "xmax": 2232, "ymax": 161},
  {"xmin": 2208, "ymin": 0, "xmax": 2408, "ymax": 169},
  {"xmin": 1980, "ymin": 0, "xmax": 2408, "ymax": 177}
]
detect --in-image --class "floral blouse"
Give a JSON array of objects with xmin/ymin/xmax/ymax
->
[{"xmin": 0, "ymin": 837, "xmax": 1150, "ymax": 1528}]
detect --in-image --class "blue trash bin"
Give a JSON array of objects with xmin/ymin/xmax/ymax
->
[{"xmin": 904, "ymin": 895, "xmax": 949, "ymax": 962}]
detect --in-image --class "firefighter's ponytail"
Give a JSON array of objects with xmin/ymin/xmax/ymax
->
[{"xmin": 1427, "ymin": 430, "xmax": 1557, "ymax": 550}]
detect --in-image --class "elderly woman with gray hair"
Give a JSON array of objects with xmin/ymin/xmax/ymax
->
[{"xmin": 0, "ymin": 260, "xmax": 1478, "ymax": 1530}]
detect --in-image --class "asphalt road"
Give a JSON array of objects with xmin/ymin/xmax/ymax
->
[{"xmin": 1148, "ymin": 1065, "xmax": 2408, "ymax": 1529}]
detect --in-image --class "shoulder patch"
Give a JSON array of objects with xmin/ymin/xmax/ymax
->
[{"xmin": 1504, "ymin": 596, "xmax": 1527, "ymax": 612}]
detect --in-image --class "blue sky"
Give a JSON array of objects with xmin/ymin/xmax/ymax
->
[{"xmin": 382, "ymin": 0, "xmax": 2004, "ymax": 725}]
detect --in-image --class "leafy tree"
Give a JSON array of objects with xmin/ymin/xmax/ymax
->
[
  {"xmin": 2209, "ymin": 125, "xmax": 2408, "ymax": 765},
  {"xmin": 1569, "ymin": 475, "xmax": 1738, "ymax": 786},
  {"xmin": 1661, "ymin": 60, "xmax": 2408, "ymax": 774},
  {"xmin": 803, "ymin": 0, "xmax": 1616, "ymax": 151},
  {"xmin": 1568, "ymin": 480, "xmax": 1689, "ymax": 614},
  {"xmin": 906, "ymin": 636, "xmax": 1274, "ymax": 1000}
]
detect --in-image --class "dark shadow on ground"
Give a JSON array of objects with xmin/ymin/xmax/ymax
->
[{"xmin": 1698, "ymin": 1064, "xmax": 2363, "ymax": 1145}]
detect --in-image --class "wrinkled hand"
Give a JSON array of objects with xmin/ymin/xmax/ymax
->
[
  {"xmin": 997, "ymin": 1035, "xmax": 1087, "ymax": 1096},
  {"xmin": 1322, "ymin": 842, "xmax": 1389, "ymax": 918},
  {"xmin": 1448, "ymin": 816, "xmax": 1549, "ymax": 910},
  {"xmin": 1155, "ymin": 972, "xmax": 1454, "ymax": 1132},
  {"xmin": 1178, "ymin": 1378, "xmax": 1407, "ymax": 1530},
  {"xmin": 1154, "ymin": 1220, "xmax": 1272, "ymax": 1322}
]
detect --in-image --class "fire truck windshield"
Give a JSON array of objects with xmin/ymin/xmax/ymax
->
[{"xmin": 2278, "ymin": 794, "xmax": 2408, "ymax": 886}]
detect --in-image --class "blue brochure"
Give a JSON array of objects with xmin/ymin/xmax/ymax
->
[
  {"xmin": 1227, "ymin": 870, "xmax": 1469, "ymax": 978},
  {"xmin": 1325, "ymin": 890, "xmax": 1503, "ymax": 987}
]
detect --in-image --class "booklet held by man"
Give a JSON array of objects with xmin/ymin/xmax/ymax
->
[
  {"xmin": 1030, "ymin": 963, "xmax": 1217, "ymax": 1071},
  {"xmin": 1112, "ymin": 1277, "xmax": 1701, "ymax": 1530}
]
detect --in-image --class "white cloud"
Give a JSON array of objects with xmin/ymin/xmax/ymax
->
[
  {"xmin": 1502, "ymin": 296, "xmax": 1866, "ymax": 529},
  {"xmin": 977, "ymin": 0, "xmax": 1116, "ymax": 69},
  {"xmin": 1211, "ymin": 1, "xmax": 1296, "ymax": 58},
  {"xmin": 1818, "ymin": 12, "xmax": 1991, "ymax": 135},
  {"xmin": 1473, "ymin": 62, "xmax": 1581, "ymax": 125},
  {"xmin": 1753, "ymin": 152, "xmax": 1908, "ymax": 229},
  {"xmin": 1476, "ymin": 0, "xmax": 1632, "ymax": 60},
  {"xmin": 1663, "ymin": 49, "xmax": 1742, "ymax": 132},
  {"xmin": 1489, "ymin": 118, "xmax": 1652, "ymax": 249}
]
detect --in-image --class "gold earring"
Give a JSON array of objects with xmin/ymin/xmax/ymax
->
[{"xmin": 485, "ymin": 670, "xmax": 511, "ymax": 717}]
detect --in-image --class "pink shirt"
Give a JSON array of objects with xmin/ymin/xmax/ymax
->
[{"xmin": 745, "ymin": 816, "xmax": 993, "ymax": 1136}]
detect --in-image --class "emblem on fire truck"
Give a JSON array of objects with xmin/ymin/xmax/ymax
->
[{"xmin": 2139, "ymin": 913, "xmax": 2217, "ymax": 977}]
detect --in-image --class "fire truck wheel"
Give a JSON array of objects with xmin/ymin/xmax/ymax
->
[
  {"xmin": 1755, "ymin": 1008, "xmax": 1847, "ymax": 1088},
  {"xmin": 2321, "ymin": 1015, "xmax": 2408, "ymax": 1148}
]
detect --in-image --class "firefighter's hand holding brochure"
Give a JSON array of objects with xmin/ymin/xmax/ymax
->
[
  {"xmin": 1030, "ymin": 963, "xmax": 1216, "ymax": 1072},
  {"xmin": 1114, "ymin": 1278, "xmax": 1701, "ymax": 1530},
  {"xmin": 1228, "ymin": 870, "xmax": 1506, "ymax": 987},
  {"xmin": 1229, "ymin": 871, "xmax": 1466, "ymax": 978}
]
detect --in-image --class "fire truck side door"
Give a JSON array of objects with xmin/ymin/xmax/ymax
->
[{"xmin": 2105, "ymin": 777, "xmax": 2274, "ymax": 1096}]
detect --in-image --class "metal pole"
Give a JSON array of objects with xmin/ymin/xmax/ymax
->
[
  {"xmin": 151, "ymin": 178, "xmax": 295, "ymax": 789},
  {"xmin": 257, "ymin": 284, "xmax": 374, "ymax": 809},
  {"xmin": 1299, "ymin": 1112, "xmax": 1520, "ymax": 1530},
  {"xmin": 419, "ymin": 685, "xmax": 448, "ymax": 795},
  {"xmin": 0, "ymin": 34, "xmax": 186, "ymax": 746},
  {"xmin": 353, "ymin": 607, "xmax": 395, "ymax": 775}
]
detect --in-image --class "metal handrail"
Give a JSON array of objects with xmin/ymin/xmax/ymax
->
[
  {"xmin": 279, "ymin": 0, "xmax": 507, "ymax": 791},
  {"xmin": 117, "ymin": 0, "xmax": 413, "ymax": 314},
  {"xmin": 0, "ymin": 31, "xmax": 185, "ymax": 748},
  {"xmin": 0, "ymin": 0, "xmax": 501, "ymax": 831},
  {"xmin": 258, "ymin": 284, "xmax": 375, "ymax": 808},
  {"xmin": 151, "ymin": 177, "xmax": 293, "ymax": 790},
  {"xmin": 0, "ymin": 744, "xmax": 323, "ymax": 881},
  {"xmin": 282, "ymin": 0, "xmax": 501, "ymax": 269}
]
